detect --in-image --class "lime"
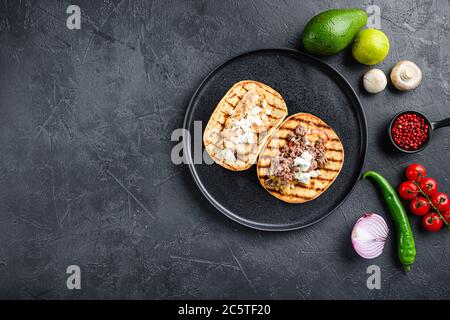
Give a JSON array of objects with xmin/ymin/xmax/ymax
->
[{"xmin": 352, "ymin": 29, "xmax": 390, "ymax": 65}]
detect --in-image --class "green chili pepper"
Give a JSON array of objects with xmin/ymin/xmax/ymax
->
[{"xmin": 363, "ymin": 171, "xmax": 416, "ymax": 272}]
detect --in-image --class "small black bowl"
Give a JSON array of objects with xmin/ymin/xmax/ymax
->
[{"xmin": 388, "ymin": 111, "xmax": 450, "ymax": 153}]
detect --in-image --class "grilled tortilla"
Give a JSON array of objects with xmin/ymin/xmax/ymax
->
[
  {"xmin": 257, "ymin": 113, "xmax": 344, "ymax": 203},
  {"xmin": 203, "ymin": 80, "xmax": 288, "ymax": 171}
]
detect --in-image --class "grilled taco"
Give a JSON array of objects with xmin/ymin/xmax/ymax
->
[
  {"xmin": 257, "ymin": 113, "xmax": 344, "ymax": 203},
  {"xmin": 203, "ymin": 80, "xmax": 288, "ymax": 171}
]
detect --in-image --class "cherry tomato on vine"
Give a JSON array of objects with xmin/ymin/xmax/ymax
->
[
  {"xmin": 422, "ymin": 213, "xmax": 443, "ymax": 232},
  {"xmin": 409, "ymin": 196, "xmax": 430, "ymax": 216},
  {"xmin": 430, "ymin": 192, "xmax": 449, "ymax": 211},
  {"xmin": 405, "ymin": 164, "xmax": 426, "ymax": 182},
  {"xmin": 443, "ymin": 209, "xmax": 450, "ymax": 224},
  {"xmin": 418, "ymin": 177, "xmax": 438, "ymax": 196},
  {"xmin": 398, "ymin": 181, "xmax": 419, "ymax": 200}
]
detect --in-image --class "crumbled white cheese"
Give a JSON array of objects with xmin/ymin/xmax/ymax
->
[
  {"xmin": 235, "ymin": 118, "xmax": 252, "ymax": 132},
  {"xmin": 294, "ymin": 151, "xmax": 313, "ymax": 172},
  {"xmin": 220, "ymin": 149, "xmax": 236, "ymax": 163},
  {"xmin": 229, "ymin": 106, "xmax": 263, "ymax": 144},
  {"xmin": 294, "ymin": 170, "xmax": 321, "ymax": 184},
  {"xmin": 249, "ymin": 114, "xmax": 262, "ymax": 126},
  {"xmin": 232, "ymin": 118, "xmax": 254, "ymax": 144},
  {"xmin": 248, "ymin": 106, "xmax": 262, "ymax": 116},
  {"xmin": 235, "ymin": 131, "xmax": 255, "ymax": 144},
  {"xmin": 261, "ymin": 114, "xmax": 268, "ymax": 121},
  {"xmin": 293, "ymin": 151, "xmax": 320, "ymax": 184}
]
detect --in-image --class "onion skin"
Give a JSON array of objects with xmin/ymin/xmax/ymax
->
[{"xmin": 352, "ymin": 213, "xmax": 389, "ymax": 259}]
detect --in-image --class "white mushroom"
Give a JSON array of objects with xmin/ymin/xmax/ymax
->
[
  {"xmin": 363, "ymin": 69, "xmax": 387, "ymax": 94},
  {"xmin": 390, "ymin": 60, "xmax": 422, "ymax": 91}
]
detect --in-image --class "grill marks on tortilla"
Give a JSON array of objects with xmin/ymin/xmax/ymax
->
[
  {"xmin": 224, "ymin": 86, "xmax": 287, "ymax": 118},
  {"xmin": 258, "ymin": 121, "xmax": 344, "ymax": 173},
  {"xmin": 203, "ymin": 80, "xmax": 288, "ymax": 171},
  {"xmin": 229, "ymin": 85, "xmax": 286, "ymax": 111},
  {"xmin": 256, "ymin": 113, "xmax": 345, "ymax": 203},
  {"xmin": 256, "ymin": 175, "xmax": 329, "ymax": 192},
  {"xmin": 268, "ymin": 190, "xmax": 315, "ymax": 200},
  {"xmin": 258, "ymin": 166, "xmax": 340, "ymax": 187}
]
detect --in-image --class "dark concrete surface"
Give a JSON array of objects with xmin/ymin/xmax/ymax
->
[{"xmin": 0, "ymin": 0, "xmax": 449, "ymax": 299}]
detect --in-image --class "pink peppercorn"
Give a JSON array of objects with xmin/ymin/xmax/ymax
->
[{"xmin": 391, "ymin": 113, "xmax": 429, "ymax": 150}]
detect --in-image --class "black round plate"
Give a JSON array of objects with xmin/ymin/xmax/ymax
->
[{"xmin": 183, "ymin": 48, "xmax": 367, "ymax": 231}]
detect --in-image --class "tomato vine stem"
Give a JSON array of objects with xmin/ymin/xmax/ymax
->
[{"xmin": 412, "ymin": 181, "xmax": 449, "ymax": 229}]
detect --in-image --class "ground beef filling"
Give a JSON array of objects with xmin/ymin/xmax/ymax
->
[{"xmin": 265, "ymin": 125, "xmax": 328, "ymax": 189}]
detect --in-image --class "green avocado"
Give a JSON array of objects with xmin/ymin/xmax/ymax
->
[{"xmin": 302, "ymin": 8, "xmax": 368, "ymax": 56}]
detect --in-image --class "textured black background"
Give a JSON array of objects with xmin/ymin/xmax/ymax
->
[{"xmin": 0, "ymin": 0, "xmax": 449, "ymax": 299}]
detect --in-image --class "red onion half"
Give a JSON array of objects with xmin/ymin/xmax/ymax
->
[{"xmin": 351, "ymin": 213, "xmax": 389, "ymax": 259}]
